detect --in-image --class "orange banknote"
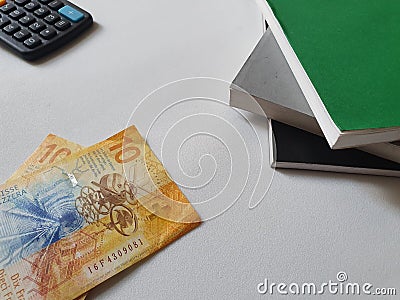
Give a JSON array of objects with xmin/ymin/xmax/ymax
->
[
  {"xmin": 0, "ymin": 127, "xmax": 200, "ymax": 299},
  {"xmin": 9, "ymin": 134, "xmax": 84, "ymax": 180},
  {"xmin": 7, "ymin": 134, "xmax": 86, "ymax": 300}
]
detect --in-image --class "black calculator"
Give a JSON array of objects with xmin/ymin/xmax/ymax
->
[{"xmin": 0, "ymin": 0, "xmax": 92, "ymax": 60}]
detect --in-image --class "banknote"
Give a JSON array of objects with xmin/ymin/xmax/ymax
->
[
  {"xmin": 9, "ymin": 134, "xmax": 83, "ymax": 180},
  {"xmin": 6, "ymin": 134, "xmax": 87, "ymax": 300},
  {"xmin": 0, "ymin": 126, "xmax": 201, "ymax": 299}
]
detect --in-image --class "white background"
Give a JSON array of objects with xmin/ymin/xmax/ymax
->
[{"xmin": 0, "ymin": 0, "xmax": 399, "ymax": 299}]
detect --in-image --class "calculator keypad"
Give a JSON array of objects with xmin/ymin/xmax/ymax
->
[
  {"xmin": 29, "ymin": 20, "xmax": 45, "ymax": 32},
  {"xmin": 24, "ymin": 2, "xmax": 40, "ymax": 12},
  {"xmin": 39, "ymin": 26, "xmax": 55, "ymax": 39},
  {"xmin": 48, "ymin": 0, "xmax": 63, "ymax": 10},
  {"xmin": 13, "ymin": 28, "xmax": 30, "ymax": 41},
  {"xmin": 15, "ymin": 0, "xmax": 29, "ymax": 5},
  {"xmin": 9, "ymin": 8, "xmax": 25, "ymax": 19},
  {"xmin": 1, "ymin": 3, "xmax": 15, "ymax": 13},
  {"xmin": 54, "ymin": 19, "xmax": 69, "ymax": 30},
  {"xmin": 43, "ymin": 12, "xmax": 58, "ymax": 24},
  {"xmin": 3, "ymin": 23, "xmax": 20, "ymax": 34},
  {"xmin": 33, "ymin": 7, "xmax": 49, "ymax": 17},
  {"xmin": 0, "ymin": 0, "xmax": 92, "ymax": 60},
  {"xmin": 19, "ymin": 14, "xmax": 35, "ymax": 25},
  {"xmin": 0, "ymin": 16, "xmax": 10, "ymax": 27},
  {"xmin": 23, "ymin": 35, "xmax": 40, "ymax": 48}
]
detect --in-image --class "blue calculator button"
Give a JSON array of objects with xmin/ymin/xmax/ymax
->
[{"xmin": 58, "ymin": 5, "xmax": 84, "ymax": 22}]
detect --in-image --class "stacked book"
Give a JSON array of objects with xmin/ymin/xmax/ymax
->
[{"xmin": 230, "ymin": 0, "xmax": 400, "ymax": 177}]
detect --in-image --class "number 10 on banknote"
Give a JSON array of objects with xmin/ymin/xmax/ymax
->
[{"xmin": 0, "ymin": 126, "xmax": 200, "ymax": 300}]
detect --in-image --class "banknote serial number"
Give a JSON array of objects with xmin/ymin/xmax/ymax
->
[{"xmin": 87, "ymin": 238, "xmax": 144, "ymax": 274}]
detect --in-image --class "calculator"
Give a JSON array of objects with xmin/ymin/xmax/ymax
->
[{"xmin": 0, "ymin": 0, "xmax": 92, "ymax": 60}]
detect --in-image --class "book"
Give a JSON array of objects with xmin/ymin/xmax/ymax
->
[
  {"xmin": 256, "ymin": 0, "xmax": 400, "ymax": 149},
  {"xmin": 269, "ymin": 120, "xmax": 400, "ymax": 177},
  {"xmin": 230, "ymin": 28, "xmax": 400, "ymax": 164}
]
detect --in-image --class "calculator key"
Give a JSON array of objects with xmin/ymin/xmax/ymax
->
[
  {"xmin": 58, "ymin": 5, "xmax": 83, "ymax": 22},
  {"xmin": 0, "ymin": 3, "xmax": 16, "ymax": 14},
  {"xmin": 38, "ymin": 0, "xmax": 52, "ymax": 3},
  {"xmin": 0, "ymin": 15, "xmax": 10, "ymax": 28},
  {"xmin": 15, "ymin": 0, "xmax": 29, "ymax": 6},
  {"xmin": 24, "ymin": 2, "xmax": 40, "ymax": 12},
  {"xmin": 3, "ymin": 22, "xmax": 20, "ymax": 34},
  {"xmin": 43, "ymin": 12, "xmax": 59, "ymax": 24},
  {"xmin": 9, "ymin": 9, "xmax": 25, "ymax": 20},
  {"xmin": 48, "ymin": 0, "xmax": 63, "ymax": 10},
  {"xmin": 23, "ymin": 36, "xmax": 41, "ymax": 48},
  {"xmin": 54, "ymin": 19, "xmax": 69, "ymax": 30},
  {"xmin": 39, "ymin": 26, "xmax": 55, "ymax": 39},
  {"xmin": 13, "ymin": 28, "xmax": 30, "ymax": 41},
  {"xmin": 29, "ymin": 20, "xmax": 45, "ymax": 32},
  {"xmin": 34, "ymin": 7, "xmax": 49, "ymax": 17},
  {"xmin": 19, "ymin": 14, "xmax": 35, "ymax": 25}
]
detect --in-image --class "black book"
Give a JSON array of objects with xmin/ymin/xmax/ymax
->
[{"xmin": 270, "ymin": 120, "xmax": 400, "ymax": 177}]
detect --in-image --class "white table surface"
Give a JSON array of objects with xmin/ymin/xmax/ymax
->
[{"xmin": 1, "ymin": 0, "xmax": 399, "ymax": 299}]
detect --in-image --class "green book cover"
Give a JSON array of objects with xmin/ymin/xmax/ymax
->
[{"xmin": 265, "ymin": 0, "xmax": 400, "ymax": 132}]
